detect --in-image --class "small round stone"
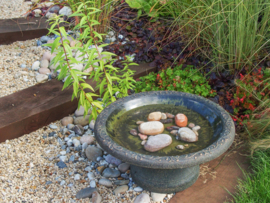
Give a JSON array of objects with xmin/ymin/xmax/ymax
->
[
  {"xmin": 175, "ymin": 113, "xmax": 188, "ymax": 127},
  {"xmin": 61, "ymin": 116, "xmax": 73, "ymax": 126},
  {"xmin": 144, "ymin": 134, "xmax": 172, "ymax": 152},
  {"xmin": 134, "ymin": 193, "xmax": 150, "ymax": 203},
  {"xmin": 92, "ymin": 191, "xmax": 102, "ymax": 203},
  {"xmin": 161, "ymin": 113, "xmax": 167, "ymax": 119},
  {"xmin": 80, "ymin": 135, "xmax": 95, "ymax": 145},
  {"xmin": 85, "ymin": 146, "xmax": 103, "ymax": 161},
  {"xmin": 113, "ymin": 185, "xmax": 128, "ymax": 195},
  {"xmin": 188, "ymin": 123, "xmax": 195, "ymax": 128},
  {"xmin": 138, "ymin": 133, "xmax": 148, "ymax": 140},
  {"xmin": 118, "ymin": 163, "xmax": 130, "ymax": 173},
  {"xmin": 138, "ymin": 121, "xmax": 164, "ymax": 135},
  {"xmin": 31, "ymin": 61, "xmax": 40, "ymax": 70},
  {"xmin": 38, "ymin": 68, "xmax": 50, "ymax": 74},
  {"xmin": 130, "ymin": 129, "xmax": 138, "ymax": 136},
  {"xmin": 147, "ymin": 111, "xmax": 162, "ymax": 121},
  {"xmin": 98, "ymin": 178, "xmax": 112, "ymax": 187},
  {"xmin": 40, "ymin": 59, "xmax": 49, "ymax": 69},
  {"xmin": 176, "ymin": 145, "xmax": 184, "ymax": 150},
  {"xmin": 36, "ymin": 74, "xmax": 48, "ymax": 83},
  {"xmin": 165, "ymin": 113, "xmax": 175, "ymax": 118}
]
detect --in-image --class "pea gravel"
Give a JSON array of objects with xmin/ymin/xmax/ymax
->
[
  {"xmin": 0, "ymin": 39, "xmax": 46, "ymax": 98},
  {"xmin": 0, "ymin": 120, "xmax": 175, "ymax": 202}
]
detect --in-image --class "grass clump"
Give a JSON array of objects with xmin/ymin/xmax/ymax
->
[
  {"xmin": 160, "ymin": 0, "xmax": 270, "ymax": 72},
  {"xmin": 230, "ymin": 150, "xmax": 270, "ymax": 203}
]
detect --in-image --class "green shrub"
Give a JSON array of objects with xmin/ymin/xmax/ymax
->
[
  {"xmin": 134, "ymin": 65, "xmax": 216, "ymax": 97},
  {"xmin": 46, "ymin": 1, "xmax": 136, "ymax": 120}
]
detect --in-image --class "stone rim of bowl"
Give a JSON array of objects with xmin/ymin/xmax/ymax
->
[{"xmin": 94, "ymin": 91, "xmax": 235, "ymax": 169}]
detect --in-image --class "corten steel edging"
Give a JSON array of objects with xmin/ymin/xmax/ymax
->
[
  {"xmin": 0, "ymin": 17, "xmax": 69, "ymax": 45},
  {"xmin": 0, "ymin": 63, "xmax": 155, "ymax": 142}
]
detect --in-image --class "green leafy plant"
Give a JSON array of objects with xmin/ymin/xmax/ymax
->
[
  {"xmin": 126, "ymin": 0, "xmax": 170, "ymax": 18},
  {"xmin": 45, "ymin": 2, "xmax": 136, "ymax": 120},
  {"xmin": 67, "ymin": 0, "xmax": 114, "ymax": 34},
  {"xmin": 134, "ymin": 65, "xmax": 216, "ymax": 97}
]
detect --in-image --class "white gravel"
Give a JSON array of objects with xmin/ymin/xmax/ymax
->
[
  {"xmin": 0, "ymin": 39, "xmax": 46, "ymax": 97},
  {"xmin": 0, "ymin": 0, "xmax": 31, "ymax": 19}
]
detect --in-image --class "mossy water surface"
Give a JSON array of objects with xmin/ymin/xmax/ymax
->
[{"xmin": 106, "ymin": 104, "xmax": 214, "ymax": 156}]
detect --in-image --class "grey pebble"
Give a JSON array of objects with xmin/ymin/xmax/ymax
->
[
  {"xmin": 118, "ymin": 163, "xmax": 130, "ymax": 173},
  {"xmin": 104, "ymin": 154, "xmax": 122, "ymax": 166},
  {"xmin": 75, "ymin": 187, "xmax": 97, "ymax": 199},
  {"xmin": 49, "ymin": 124, "xmax": 58, "ymax": 129},
  {"xmin": 56, "ymin": 161, "xmax": 67, "ymax": 169},
  {"xmin": 134, "ymin": 193, "xmax": 150, "ymax": 203},
  {"xmin": 114, "ymin": 179, "xmax": 129, "ymax": 186},
  {"xmin": 121, "ymin": 173, "xmax": 129, "ymax": 179},
  {"xmin": 102, "ymin": 168, "xmax": 120, "ymax": 178},
  {"xmin": 98, "ymin": 178, "xmax": 113, "ymax": 187},
  {"xmin": 85, "ymin": 146, "xmax": 103, "ymax": 161},
  {"xmin": 69, "ymin": 155, "xmax": 75, "ymax": 162}
]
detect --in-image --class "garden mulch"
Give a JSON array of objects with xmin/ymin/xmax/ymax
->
[{"xmin": 169, "ymin": 145, "xmax": 250, "ymax": 203}]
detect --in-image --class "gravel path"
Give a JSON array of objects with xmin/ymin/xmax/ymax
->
[
  {"xmin": 0, "ymin": 0, "xmax": 31, "ymax": 19},
  {"xmin": 0, "ymin": 118, "xmax": 174, "ymax": 202},
  {"xmin": 0, "ymin": 39, "xmax": 45, "ymax": 97}
]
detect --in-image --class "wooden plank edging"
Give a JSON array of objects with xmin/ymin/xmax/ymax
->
[
  {"xmin": 0, "ymin": 63, "xmax": 155, "ymax": 142},
  {"xmin": 0, "ymin": 17, "xmax": 69, "ymax": 45}
]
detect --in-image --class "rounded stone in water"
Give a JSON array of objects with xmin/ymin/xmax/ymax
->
[{"xmin": 107, "ymin": 104, "xmax": 214, "ymax": 156}]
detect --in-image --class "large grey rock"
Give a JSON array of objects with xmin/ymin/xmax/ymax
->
[
  {"xmin": 134, "ymin": 193, "xmax": 150, "ymax": 203},
  {"xmin": 144, "ymin": 134, "xmax": 172, "ymax": 152},
  {"xmin": 74, "ymin": 115, "xmax": 90, "ymax": 126},
  {"xmin": 75, "ymin": 187, "xmax": 96, "ymax": 199},
  {"xmin": 102, "ymin": 168, "xmax": 120, "ymax": 178},
  {"xmin": 85, "ymin": 146, "xmax": 102, "ymax": 161}
]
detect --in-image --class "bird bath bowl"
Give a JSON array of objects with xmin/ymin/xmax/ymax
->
[{"xmin": 94, "ymin": 91, "xmax": 235, "ymax": 193}]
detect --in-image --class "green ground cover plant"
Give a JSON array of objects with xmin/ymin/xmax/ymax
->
[{"xmin": 134, "ymin": 65, "xmax": 216, "ymax": 97}]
